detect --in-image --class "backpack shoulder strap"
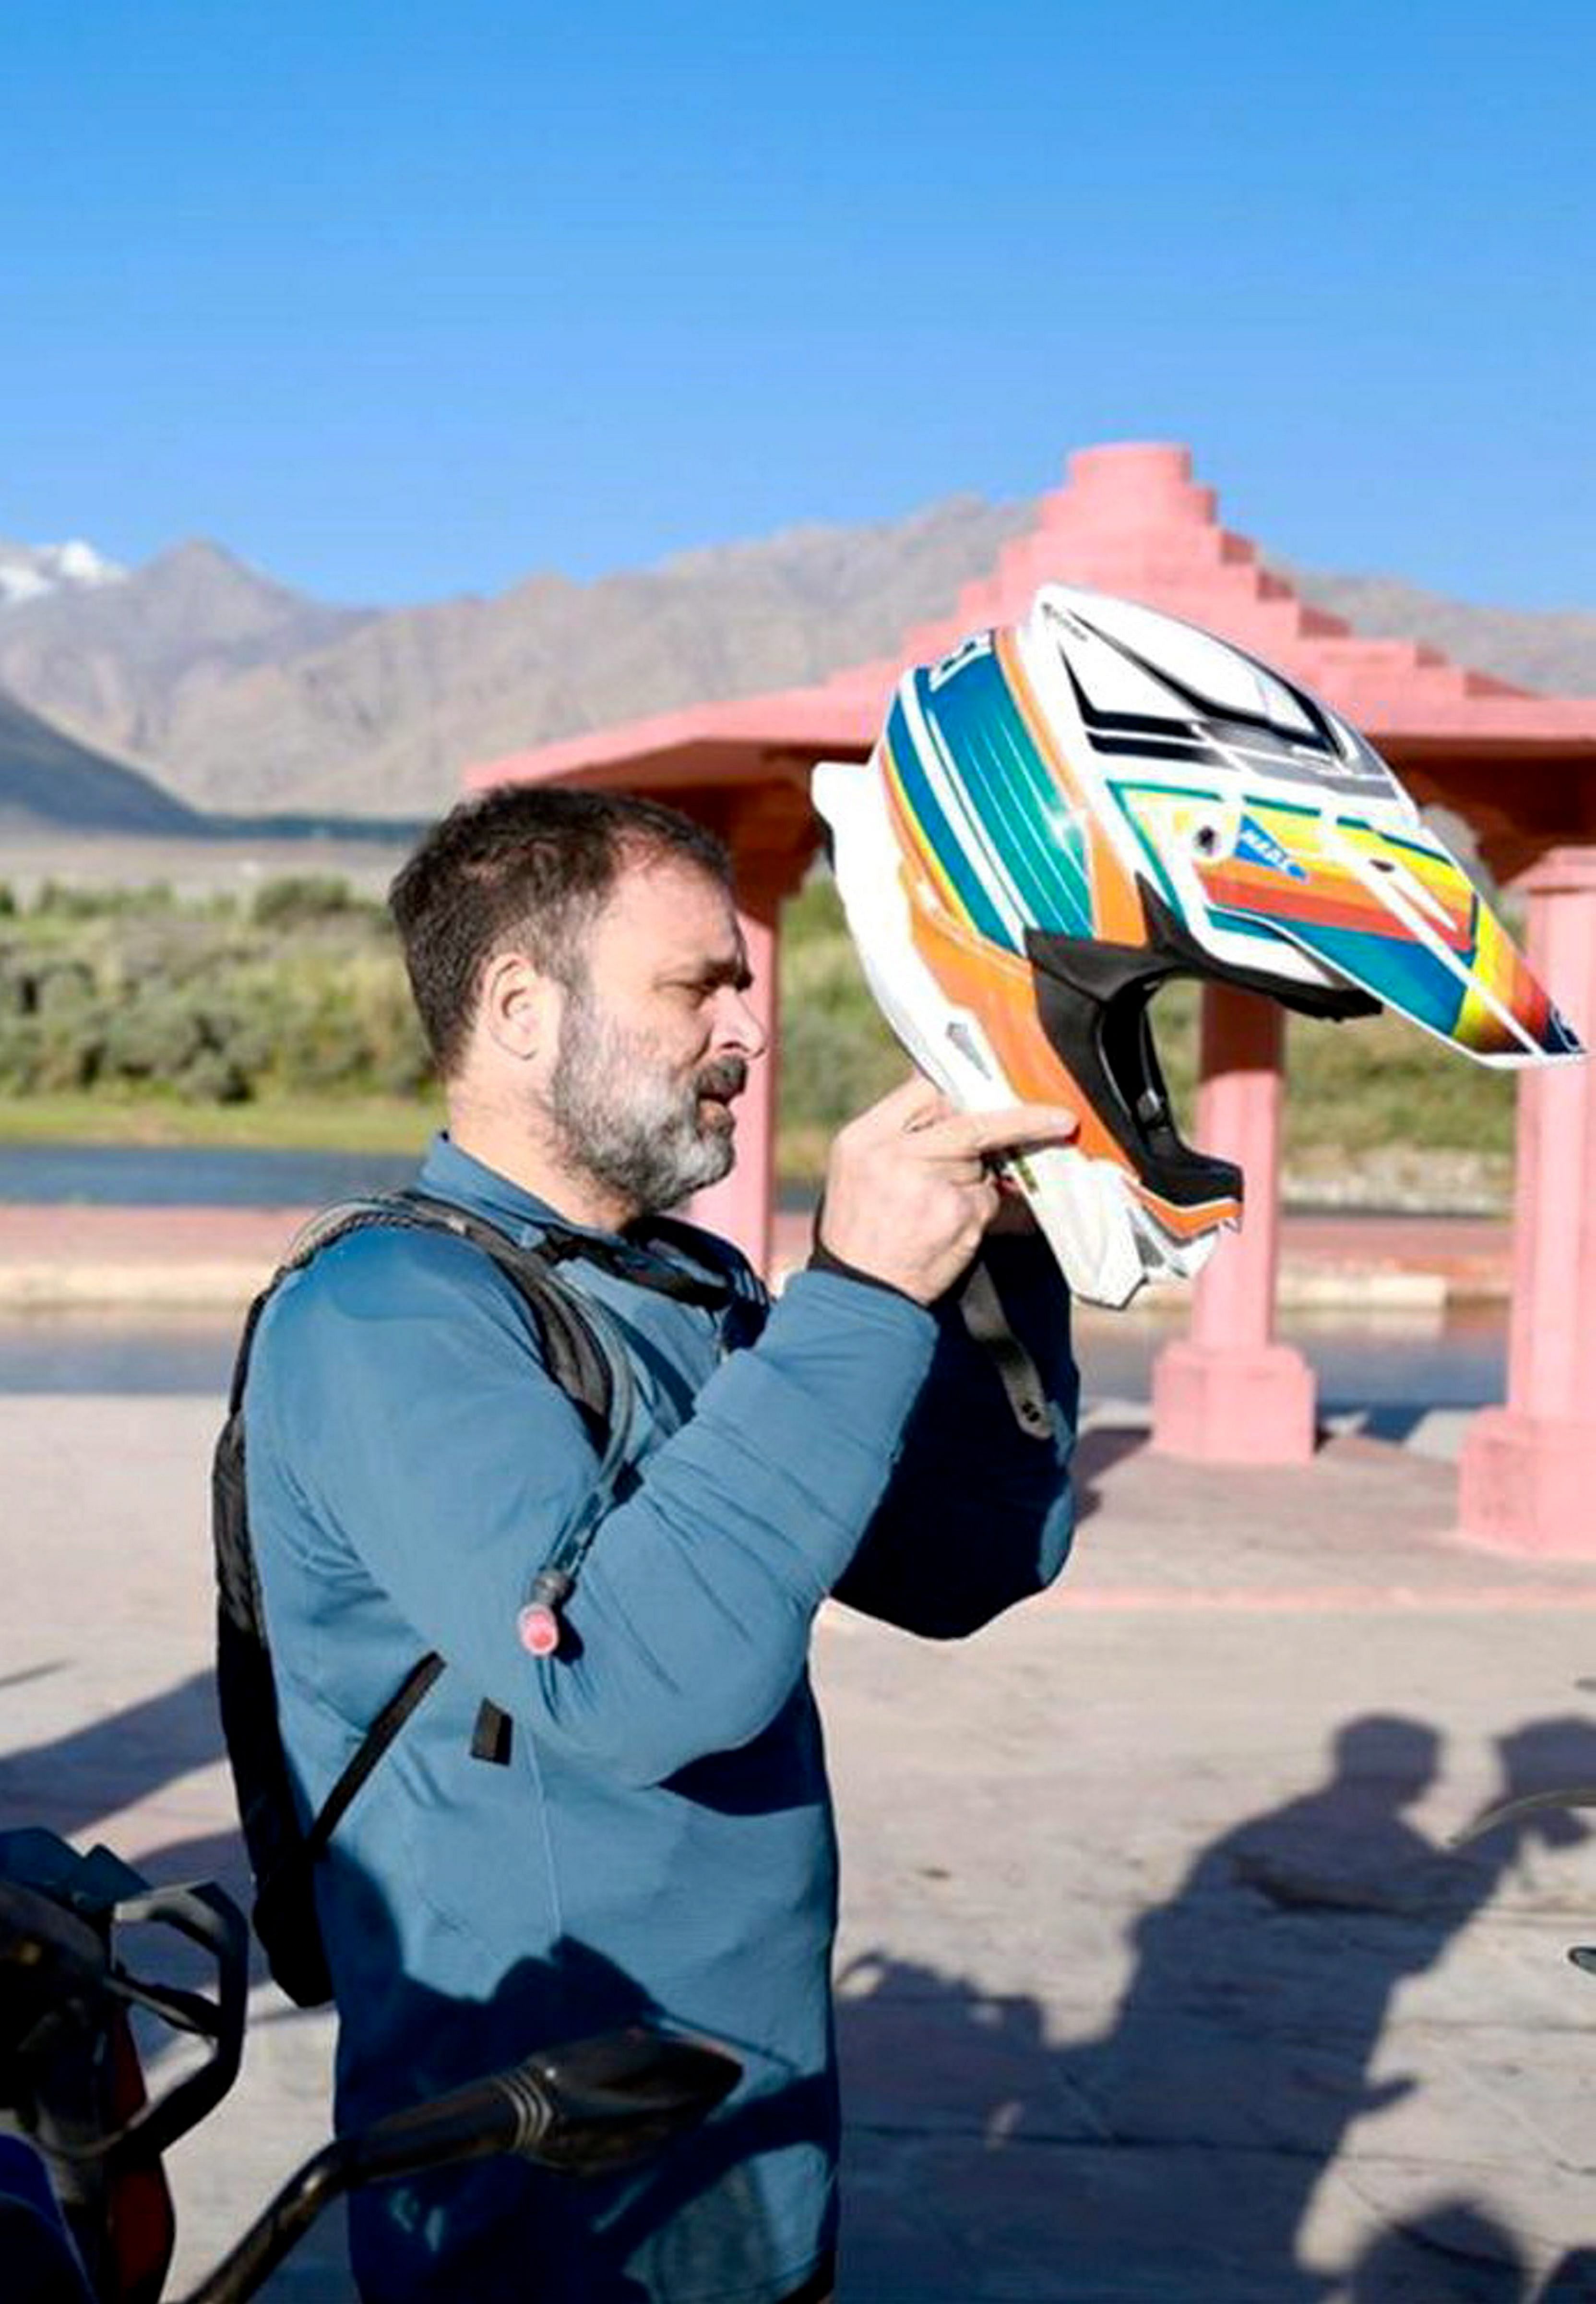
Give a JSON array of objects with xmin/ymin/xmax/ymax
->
[
  {"xmin": 628, "ymin": 1212, "xmax": 772, "ymax": 1348},
  {"xmin": 389, "ymin": 1190, "xmax": 623, "ymax": 1444},
  {"xmin": 639, "ymin": 1211, "xmax": 765, "ymax": 1289},
  {"xmin": 226, "ymin": 1192, "xmax": 638, "ymax": 1845},
  {"xmin": 299, "ymin": 1651, "xmax": 445, "ymax": 1865}
]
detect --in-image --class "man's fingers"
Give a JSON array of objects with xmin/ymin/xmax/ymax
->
[
  {"xmin": 859, "ymin": 1074, "xmax": 953, "ymax": 1137},
  {"xmin": 927, "ymin": 1104, "xmax": 1080, "ymax": 1159},
  {"xmin": 857, "ymin": 1084, "xmax": 1077, "ymax": 1159}
]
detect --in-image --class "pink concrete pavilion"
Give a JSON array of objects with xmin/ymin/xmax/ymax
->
[{"xmin": 467, "ymin": 444, "xmax": 1596, "ymax": 1556}]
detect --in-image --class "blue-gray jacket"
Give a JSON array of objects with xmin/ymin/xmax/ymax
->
[{"xmin": 244, "ymin": 1134, "xmax": 1078, "ymax": 2303}]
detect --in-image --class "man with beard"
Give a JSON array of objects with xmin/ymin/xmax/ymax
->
[{"xmin": 243, "ymin": 786, "xmax": 1080, "ymax": 2304}]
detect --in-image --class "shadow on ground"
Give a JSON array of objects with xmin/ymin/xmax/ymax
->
[
  {"xmin": 8, "ymin": 1681, "xmax": 1596, "ymax": 2299},
  {"xmin": 836, "ymin": 1711, "xmax": 1596, "ymax": 2303},
  {"xmin": 1071, "ymin": 1425, "xmax": 1153, "ymax": 1528}
]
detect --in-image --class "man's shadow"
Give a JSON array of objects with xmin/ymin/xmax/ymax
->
[
  {"xmin": 1345, "ymin": 2206, "xmax": 1596, "ymax": 2302},
  {"xmin": 836, "ymin": 1712, "xmax": 1596, "ymax": 2302},
  {"xmin": 12, "ymin": 1683, "xmax": 1596, "ymax": 2297}
]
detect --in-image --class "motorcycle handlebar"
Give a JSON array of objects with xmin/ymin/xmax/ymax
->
[{"xmin": 178, "ymin": 2025, "xmax": 740, "ymax": 2304}]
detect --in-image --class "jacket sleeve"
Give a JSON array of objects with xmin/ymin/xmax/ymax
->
[
  {"xmin": 829, "ymin": 1232, "xmax": 1078, "ymax": 1638},
  {"xmin": 247, "ymin": 1229, "xmax": 939, "ymax": 1789}
]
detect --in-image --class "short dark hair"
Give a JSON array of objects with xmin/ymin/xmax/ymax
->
[{"xmin": 389, "ymin": 784, "xmax": 733, "ymax": 1074}]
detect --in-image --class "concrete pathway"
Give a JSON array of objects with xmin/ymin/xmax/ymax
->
[{"xmin": 2, "ymin": 1395, "xmax": 1594, "ymax": 2301}]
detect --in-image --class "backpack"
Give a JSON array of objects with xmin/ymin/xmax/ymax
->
[{"xmin": 213, "ymin": 1188, "xmax": 753, "ymax": 2009}]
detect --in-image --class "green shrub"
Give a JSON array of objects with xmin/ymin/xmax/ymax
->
[
  {"xmin": 1286, "ymin": 1009, "xmax": 1515, "ymax": 1155},
  {"xmin": 27, "ymin": 880, "xmax": 181, "ymax": 921},
  {"xmin": 250, "ymin": 876, "xmax": 365, "ymax": 930},
  {"xmin": 180, "ymin": 1049, "xmax": 253, "ymax": 1104},
  {"xmin": 0, "ymin": 1016, "xmax": 45, "ymax": 1090},
  {"xmin": 34, "ymin": 961, "xmax": 97, "ymax": 1017},
  {"xmin": 101, "ymin": 994, "xmax": 212, "ymax": 1083},
  {"xmin": 0, "ymin": 857, "xmax": 1526, "ymax": 1200}
]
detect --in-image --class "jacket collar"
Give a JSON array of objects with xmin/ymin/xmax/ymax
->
[
  {"xmin": 413, "ymin": 1135, "xmax": 730, "ymax": 1303},
  {"xmin": 415, "ymin": 1132, "xmax": 603, "ymax": 1248}
]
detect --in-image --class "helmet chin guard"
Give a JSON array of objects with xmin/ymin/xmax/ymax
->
[{"xmin": 813, "ymin": 586, "xmax": 1583, "ymax": 1310}]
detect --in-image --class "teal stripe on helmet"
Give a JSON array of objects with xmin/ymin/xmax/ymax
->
[
  {"xmin": 980, "ymin": 707, "xmax": 1095, "ymax": 932},
  {"xmin": 921, "ymin": 650, "xmax": 1095, "ymax": 936},
  {"xmin": 885, "ymin": 694, "xmax": 1015, "ymax": 950}
]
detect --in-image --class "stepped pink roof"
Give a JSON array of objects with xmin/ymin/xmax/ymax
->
[{"xmin": 467, "ymin": 443, "xmax": 1596, "ymax": 879}]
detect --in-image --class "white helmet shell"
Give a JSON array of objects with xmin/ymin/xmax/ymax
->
[{"xmin": 814, "ymin": 587, "xmax": 1581, "ymax": 1308}]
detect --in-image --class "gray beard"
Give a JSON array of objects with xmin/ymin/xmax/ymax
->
[{"xmin": 546, "ymin": 981, "xmax": 742, "ymax": 1216}]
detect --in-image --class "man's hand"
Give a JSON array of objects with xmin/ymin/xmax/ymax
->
[{"xmin": 818, "ymin": 1078, "xmax": 1077, "ymax": 1305}]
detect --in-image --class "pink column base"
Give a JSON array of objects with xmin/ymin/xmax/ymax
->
[
  {"xmin": 1151, "ymin": 985, "xmax": 1314, "ymax": 1463},
  {"xmin": 1152, "ymin": 1338, "xmax": 1317, "ymax": 1465},
  {"xmin": 1453, "ymin": 846, "xmax": 1596, "ymax": 1554},
  {"xmin": 1456, "ymin": 1409, "xmax": 1596, "ymax": 1557}
]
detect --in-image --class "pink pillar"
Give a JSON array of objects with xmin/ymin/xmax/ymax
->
[
  {"xmin": 1457, "ymin": 846, "xmax": 1596, "ymax": 1553},
  {"xmin": 1152, "ymin": 985, "xmax": 1317, "ymax": 1463},
  {"xmin": 684, "ymin": 872, "xmax": 781, "ymax": 1277}
]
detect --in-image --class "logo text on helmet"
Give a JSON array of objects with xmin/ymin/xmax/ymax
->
[{"xmin": 1235, "ymin": 814, "xmax": 1309, "ymax": 884}]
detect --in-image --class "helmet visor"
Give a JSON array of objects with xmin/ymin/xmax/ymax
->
[{"xmin": 1165, "ymin": 796, "xmax": 1583, "ymax": 1064}]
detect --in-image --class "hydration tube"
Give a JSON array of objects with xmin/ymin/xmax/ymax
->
[{"xmin": 517, "ymin": 1283, "xmax": 639, "ymax": 1660}]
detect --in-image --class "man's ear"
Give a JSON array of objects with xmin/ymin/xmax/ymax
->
[{"xmin": 478, "ymin": 949, "xmax": 560, "ymax": 1063}]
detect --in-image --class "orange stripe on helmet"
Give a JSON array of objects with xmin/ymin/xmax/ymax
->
[
  {"xmin": 880, "ymin": 736, "xmax": 971, "ymax": 930},
  {"xmin": 903, "ymin": 898, "xmax": 1237, "ymax": 1242}
]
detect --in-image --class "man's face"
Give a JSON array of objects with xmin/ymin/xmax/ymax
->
[{"xmin": 543, "ymin": 853, "xmax": 764, "ymax": 1216}]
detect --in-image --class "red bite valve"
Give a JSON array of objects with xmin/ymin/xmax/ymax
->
[
  {"xmin": 518, "ymin": 1567, "xmax": 574, "ymax": 1658},
  {"xmin": 518, "ymin": 1605, "xmax": 561, "ymax": 1657}
]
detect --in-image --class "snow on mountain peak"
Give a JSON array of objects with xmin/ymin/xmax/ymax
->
[{"xmin": 0, "ymin": 537, "xmax": 129, "ymax": 608}]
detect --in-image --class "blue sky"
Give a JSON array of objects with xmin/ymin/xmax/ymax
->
[{"xmin": 3, "ymin": 0, "xmax": 1591, "ymax": 609}]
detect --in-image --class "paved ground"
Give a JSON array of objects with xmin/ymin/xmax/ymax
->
[{"xmin": 3, "ymin": 1392, "xmax": 1595, "ymax": 2302}]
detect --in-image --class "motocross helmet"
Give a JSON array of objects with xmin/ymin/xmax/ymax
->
[{"xmin": 812, "ymin": 586, "xmax": 1583, "ymax": 1308}]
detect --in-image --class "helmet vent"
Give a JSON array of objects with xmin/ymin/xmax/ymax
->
[{"xmin": 945, "ymin": 1020, "xmax": 994, "ymax": 1078}]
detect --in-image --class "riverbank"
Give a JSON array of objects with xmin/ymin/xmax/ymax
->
[
  {"xmin": 0, "ymin": 1202, "xmax": 1512, "ymax": 1312},
  {"xmin": 0, "ymin": 875, "xmax": 1522, "ymax": 1197},
  {"xmin": 0, "ymin": 1092, "xmax": 441, "ymax": 1152}
]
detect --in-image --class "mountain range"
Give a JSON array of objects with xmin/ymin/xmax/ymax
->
[
  {"xmin": 1, "ymin": 499, "xmax": 1594, "ymax": 834},
  {"xmin": 0, "ymin": 687, "xmax": 204, "ymax": 836}
]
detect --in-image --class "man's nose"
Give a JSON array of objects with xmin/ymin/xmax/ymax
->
[{"xmin": 711, "ymin": 984, "xmax": 767, "ymax": 1061}]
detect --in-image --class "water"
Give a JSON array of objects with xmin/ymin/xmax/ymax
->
[
  {"xmin": 0, "ymin": 1301, "xmax": 1508, "ymax": 1421},
  {"xmin": 0, "ymin": 1139, "xmax": 424, "ymax": 1393},
  {"xmin": 0, "ymin": 1142, "xmax": 420, "ymax": 1207},
  {"xmin": 1076, "ymin": 1302, "xmax": 1506, "ymax": 1443},
  {"xmin": 0, "ymin": 1142, "xmax": 1509, "ymax": 1422}
]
